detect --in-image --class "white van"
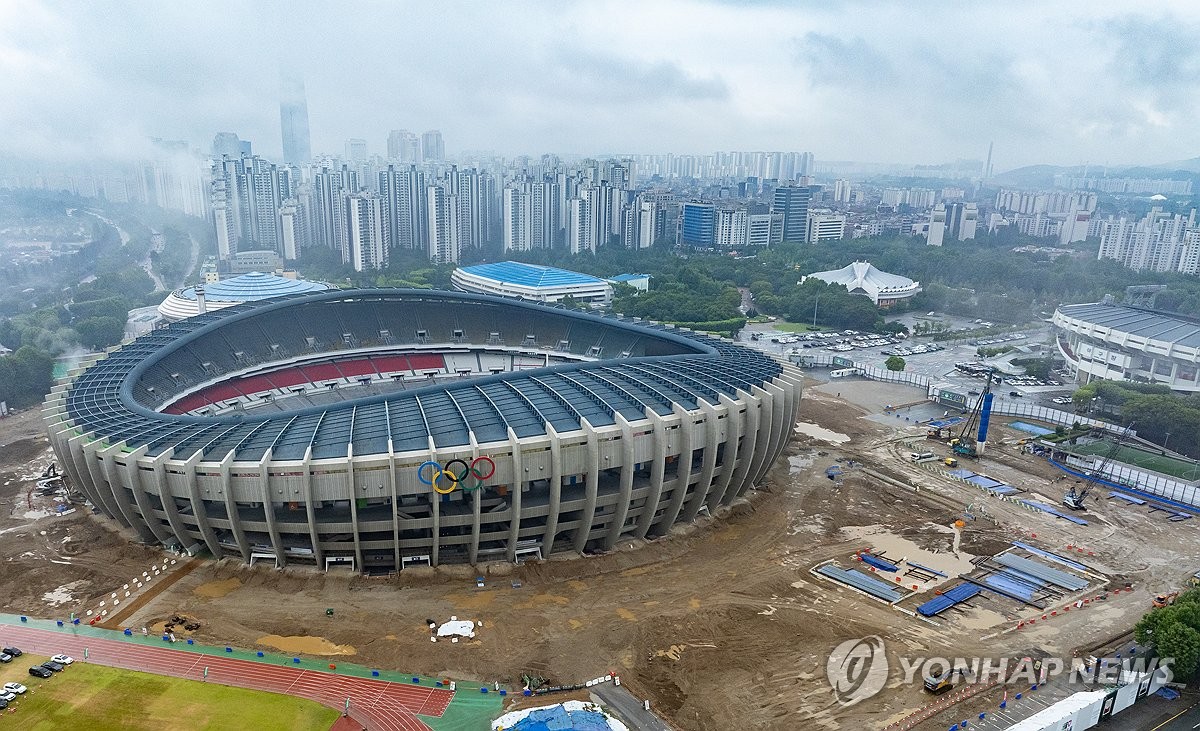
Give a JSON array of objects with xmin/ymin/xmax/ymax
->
[{"xmin": 909, "ymin": 452, "xmax": 935, "ymax": 463}]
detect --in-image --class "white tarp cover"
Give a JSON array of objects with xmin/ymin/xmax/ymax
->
[{"xmin": 437, "ymin": 619, "xmax": 476, "ymax": 638}]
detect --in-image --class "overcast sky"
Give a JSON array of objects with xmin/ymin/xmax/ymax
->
[{"xmin": 1, "ymin": 1, "xmax": 1197, "ymax": 170}]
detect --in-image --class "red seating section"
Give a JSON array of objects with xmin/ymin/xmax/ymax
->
[{"xmin": 160, "ymin": 354, "xmax": 448, "ymax": 415}]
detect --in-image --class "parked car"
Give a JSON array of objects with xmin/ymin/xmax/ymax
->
[
  {"xmin": 0, "ymin": 691, "xmax": 14, "ymax": 703},
  {"xmin": 40, "ymin": 660, "xmax": 65, "ymax": 673},
  {"xmin": 0, "ymin": 697, "xmax": 7, "ymax": 710},
  {"xmin": 0, "ymin": 652, "xmax": 11, "ymax": 663},
  {"xmin": 3, "ymin": 681, "xmax": 27, "ymax": 694},
  {"xmin": 28, "ymin": 666, "xmax": 52, "ymax": 678},
  {"xmin": 51, "ymin": 654, "xmax": 74, "ymax": 665},
  {"xmin": 2, "ymin": 646, "xmax": 22, "ymax": 657}
]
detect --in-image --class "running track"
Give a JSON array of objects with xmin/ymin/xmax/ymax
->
[{"xmin": 0, "ymin": 624, "xmax": 453, "ymax": 731}]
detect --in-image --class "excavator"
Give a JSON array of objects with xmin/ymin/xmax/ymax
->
[
  {"xmin": 1153, "ymin": 592, "xmax": 1179, "ymax": 609},
  {"xmin": 1063, "ymin": 423, "xmax": 1134, "ymax": 511}
]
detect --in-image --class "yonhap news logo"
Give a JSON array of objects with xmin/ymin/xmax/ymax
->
[{"xmin": 826, "ymin": 635, "xmax": 889, "ymax": 706}]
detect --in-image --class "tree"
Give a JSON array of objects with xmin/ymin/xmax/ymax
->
[
  {"xmin": 74, "ymin": 316, "xmax": 125, "ymax": 351},
  {"xmin": 884, "ymin": 356, "xmax": 906, "ymax": 372}
]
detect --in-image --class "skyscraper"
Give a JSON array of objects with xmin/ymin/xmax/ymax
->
[
  {"xmin": 280, "ymin": 75, "xmax": 312, "ymax": 165},
  {"xmin": 927, "ymin": 204, "xmax": 946, "ymax": 246},
  {"xmin": 378, "ymin": 164, "xmax": 426, "ymax": 251},
  {"xmin": 426, "ymin": 185, "xmax": 460, "ymax": 263},
  {"xmin": 772, "ymin": 184, "xmax": 811, "ymax": 244},
  {"xmin": 421, "ymin": 130, "xmax": 445, "ymax": 162},
  {"xmin": 681, "ymin": 202, "xmax": 716, "ymax": 247},
  {"xmin": 387, "ymin": 130, "xmax": 420, "ymax": 162}
]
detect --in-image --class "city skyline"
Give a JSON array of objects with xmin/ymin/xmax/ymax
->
[{"xmin": 1, "ymin": 2, "xmax": 1199, "ymax": 169}]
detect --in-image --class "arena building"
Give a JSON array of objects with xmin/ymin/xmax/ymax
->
[
  {"xmin": 802, "ymin": 261, "xmax": 921, "ymax": 307},
  {"xmin": 157, "ymin": 271, "xmax": 330, "ymax": 322},
  {"xmin": 45, "ymin": 289, "xmax": 801, "ymax": 572},
  {"xmin": 1053, "ymin": 302, "xmax": 1200, "ymax": 393},
  {"xmin": 450, "ymin": 261, "xmax": 614, "ymax": 306}
]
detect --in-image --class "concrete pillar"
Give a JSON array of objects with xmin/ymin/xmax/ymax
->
[
  {"xmin": 258, "ymin": 450, "xmax": 285, "ymax": 569},
  {"xmin": 74, "ymin": 434, "xmax": 127, "ymax": 527},
  {"xmin": 708, "ymin": 395, "xmax": 744, "ymax": 511},
  {"xmin": 218, "ymin": 450, "xmax": 251, "ymax": 563},
  {"xmin": 387, "ymin": 439, "xmax": 401, "ymax": 570},
  {"xmin": 633, "ymin": 409, "xmax": 668, "ymax": 539},
  {"xmin": 741, "ymin": 384, "xmax": 776, "ymax": 494},
  {"xmin": 346, "ymin": 446, "xmax": 364, "ymax": 572},
  {"xmin": 540, "ymin": 424, "xmax": 563, "ymax": 557},
  {"xmin": 681, "ymin": 400, "xmax": 721, "ymax": 522},
  {"xmin": 659, "ymin": 404, "xmax": 699, "ymax": 529},
  {"xmin": 604, "ymin": 415, "xmax": 636, "ymax": 549},
  {"xmin": 89, "ymin": 439, "xmax": 144, "ymax": 534},
  {"xmin": 117, "ymin": 444, "xmax": 170, "ymax": 544},
  {"xmin": 726, "ymin": 389, "xmax": 762, "ymax": 502},
  {"xmin": 571, "ymin": 420, "xmax": 599, "ymax": 554},
  {"xmin": 301, "ymin": 447, "xmax": 325, "ymax": 566},
  {"xmin": 467, "ymin": 432, "xmax": 482, "ymax": 566},
  {"xmin": 182, "ymin": 450, "xmax": 222, "ymax": 558},
  {"xmin": 428, "ymin": 438, "xmax": 441, "ymax": 567},
  {"xmin": 506, "ymin": 427, "xmax": 524, "ymax": 562},
  {"xmin": 147, "ymin": 451, "xmax": 195, "ymax": 553}
]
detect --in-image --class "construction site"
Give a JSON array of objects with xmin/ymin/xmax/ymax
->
[{"xmin": 2, "ymin": 368, "xmax": 1198, "ymax": 730}]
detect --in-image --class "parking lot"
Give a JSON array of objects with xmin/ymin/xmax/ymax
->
[{"xmin": 741, "ymin": 318, "xmax": 1081, "ymax": 408}]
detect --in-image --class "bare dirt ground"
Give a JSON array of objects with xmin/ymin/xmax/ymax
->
[{"xmin": 3, "ymin": 379, "xmax": 1199, "ymax": 730}]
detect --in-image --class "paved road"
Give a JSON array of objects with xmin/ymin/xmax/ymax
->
[{"xmin": 592, "ymin": 683, "xmax": 673, "ymax": 730}]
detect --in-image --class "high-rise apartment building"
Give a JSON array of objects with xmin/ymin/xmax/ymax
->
[
  {"xmin": 927, "ymin": 204, "xmax": 947, "ymax": 246},
  {"xmin": 421, "ymin": 130, "xmax": 445, "ymax": 162},
  {"xmin": 714, "ymin": 206, "xmax": 748, "ymax": 248},
  {"xmin": 426, "ymin": 185, "xmax": 460, "ymax": 263},
  {"xmin": 344, "ymin": 193, "xmax": 387, "ymax": 271},
  {"xmin": 1096, "ymin": 208, "xmax": 1200, "ymax": 275},
  {"xmin": 279, "ymin": 75, "xmax": 312, "ymax": 166},
  {"xmin": 378, "ymin": 164, "xmax": 427, "ymax": 252}
]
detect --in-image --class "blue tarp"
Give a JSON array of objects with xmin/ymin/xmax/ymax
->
[
  {"xmin": 1110, "ymin": 491, "xmax": 1147, "ymax": 506},
  {"xmin": 984, "ymin": 574, "xmax": 1036, "ymax": 601},
  {"xmin": 990, "ymin": 485, "xmax": 1019, "ymax": 495},
  {"xmin": 817, "ymin": 565, "xmax": 904, "ymax": 603},
  {"xmin": 916, "ymin": 583, "xmax": 982, "ymax": 616},
  {"xmin": 948, "ymin": 468, "xmax": 976, "ymax": 479},
  {"xmin": 860, "ymin": 554, "xmax": 900, "ymax": 572},
  {"xmin": 1011, "ymin": 542, "xmax": 1089, "ymax": 573},
  {"xmin": 510, "ymin": 704, "xmax": 614, "ymax": 731}
]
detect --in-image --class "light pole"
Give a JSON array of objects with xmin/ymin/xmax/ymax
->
[
  {"xmin": 1164, "ymin": 432, "xmax": 1171, "ymax": 452},
  {"xmin": 812, "ymin": 293, "xmax": 822, "ymax": 329}
]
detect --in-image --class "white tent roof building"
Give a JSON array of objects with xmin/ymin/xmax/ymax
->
[{"xmin": 803, "ymin": 261, "xmax": 921, "ymax": 307}]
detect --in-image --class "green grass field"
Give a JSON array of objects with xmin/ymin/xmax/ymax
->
[
  {"xmin": 773, "ymin": 320, "xmax": 826, "ymax": 333},
  {"xmin": 0, "ymin": 656, "xmax": 340, "ymax": 731},
  {"xmin": 1068, "ymin": 441, "xmax": 1200, "ymax": 481}
]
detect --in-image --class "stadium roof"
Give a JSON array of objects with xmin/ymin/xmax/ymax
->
[
  {"xmin": 459, "ymin": 261, "xmax": 604, "ymax": 288},
  {"xmin": 1057, "ymin": 303, "xmax": 1200, "ymax": 349},
  {"xmin": 177, "ymin": 271, "xmax": 329, "ymax": 301},
  {"xmin": 65, "ymin": 289, "xmax": 784, "ymax": 461},
  {"xmin": 805, "ymin": 261, "xmax": 920, "ymax": 302}
]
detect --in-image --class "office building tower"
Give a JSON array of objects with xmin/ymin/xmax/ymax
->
[
  {"xmin": 387, "ymin": 130, "xmax": 420, "ymax": 162},
  {"xmin": 746, "ymin": 212, "xmax": 783, "ymax": 247},
  {"xmin": 808, "ymin": 213, "xmax": 847, "ymax": 243},
  {"xmin": 421, "ymin": 130, "xmax": 445, "ymax": 162},
  {"xmin": 772, "ymin": 184, "xmax": 811, "ymax": 244},
  {"xmin": 280, "ymin": 75, "xmax": 312, "ymax": 165},
  {"xmin": 714, "ymin": 206, "xmax": 748, "ymax": 249},
  {"xmin": 681, "ymin": 202, "xmax": 716, "ymax": 247},
  {"xmin": 212, "ymin": 132, "xmax": 244, "ymax": 158},
  {"xmin": 343, "ymin": 193, "xmax": 387, "ymax": 271}
]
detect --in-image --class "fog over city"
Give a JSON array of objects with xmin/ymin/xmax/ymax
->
[{"xmin": 1, "ymin": 0, "xmax": 1198, "ymax": 167}]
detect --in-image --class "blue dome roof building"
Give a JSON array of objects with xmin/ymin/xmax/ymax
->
[{"xmin": 157, "ymin": 272, "xmax": 331, "ymax": 322}]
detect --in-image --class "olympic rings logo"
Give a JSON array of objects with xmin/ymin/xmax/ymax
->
[{"xmin": 417, "ymin": 456, "xmax": 496, "ymax": 494}]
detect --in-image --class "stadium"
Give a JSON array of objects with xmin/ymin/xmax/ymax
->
[{"xmin": 44, "ymin": 289, "xmax": 801, "ymax": 573}]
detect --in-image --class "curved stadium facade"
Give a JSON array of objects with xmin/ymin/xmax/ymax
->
[{"xmin": 45, "ymin": 290, "xmax": 801, "ymax": 571}]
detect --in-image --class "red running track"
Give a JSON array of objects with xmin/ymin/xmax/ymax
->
[{"xmin": 0, "ymin": 624, "xmax": 453, "ymax": 731}]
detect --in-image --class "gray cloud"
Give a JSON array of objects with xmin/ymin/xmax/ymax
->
[
  {"xmin": 0, "ymin": 2, "xmax": 1198, "ymax": 167},
  {"xmin": 794, "ymin": 33, "xmax": 894, "ymax": 85}
]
